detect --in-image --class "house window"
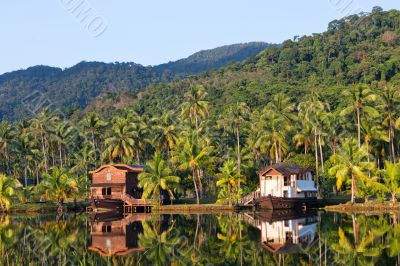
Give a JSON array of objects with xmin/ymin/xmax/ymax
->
[
  {"xmin": 106, "ymin": 173, "xmax": 112, "ymax": 181},
  {"xmin": 283, "ymin": 191, "xmax": 288, "ymax": 198},
  {"xmin": 102, "ymin": 225, "xmax": 112, "ymax": 233},
  {"xmin": 284, "ymin": 176, "xmax": 290, "ymax": 186},
  {"xmin": 102, "ymin": 187, "xmax": 112, "ymax": 195}
]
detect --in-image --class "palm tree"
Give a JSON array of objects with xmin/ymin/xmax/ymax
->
[
  {"xmin": 0, "ymin": 121, "xmax": 14, "ymax": 174},
  {"xmin": 81, "ymin": 112, "xmax": 107, "ymax": 151},
  {"xmin": 138, "ymin": 152, "xmax": 180, "ymax": 204},
  {"xmin": 381, "ymin": 161, "xmax": 400, "ymax": 204},
  {"xmin": 180, "ymin": 85, "xmax": 209, "ymax": 131},
  {"xmin": 217, "ymin": 102, "xmax": 249, "ymax": 190},
  {"xmin": 52, "ymin": 121, "xmax": 73, "ymax": 167},
  {"xmin": 329, "ymin": 139, "xmax": 373, "ymax": 203},
  {"xmin": 0, "ymin": 174, "xmax": 22, "ymax": 212},
  {"xmin": 13, "ymin": 132, "xmax": 39, "ymax": 186},
  {"xmin": 376, "ymin": 84, "xmax": 400, "ymax": 163},
  {"xmin": 152, "ymin": 112, "xmax": 179, "ymax": 158},
  {"xmin": 173, "ymin": 129, "xmax": 213, "ymax": 204},
  {"xmin": 102, "ymin": 117, "xmax": 136, "ymax": 163},
  {"xmin": 30, "ymin": 108, "xmax": 58, "ymax": 173},
  {"xmin": 38, "ymin": 167, "xmax": 79, "ymax": 215},
  {"xmin": 216, "ymin": 161, "xmax": 245, "ymax": 206},
  {"xmin": 298, "ymin": 90, "xmax": 330, "ymax": 177},
  {"xmin": 340, "ymin": 84, "xmax": 378, "ymax": 148}
]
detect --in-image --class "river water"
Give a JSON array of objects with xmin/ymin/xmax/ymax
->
[{"xmin": 0, "ymin": 211, "xmax": 399, "ymax": 265}]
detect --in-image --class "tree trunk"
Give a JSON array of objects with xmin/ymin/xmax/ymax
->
[
  {"xmin": 274, "ymin": 140, "xmax": 279, "ymax": 164},
  {"xmin": 59, "ymin": 142, "xmax": 63, "ymax": 168},
  {"xmin": 314, "ymin": 128, "xmax": 319, "ymax": 194},
  {"xmin": 41, "ymin": 133, "xmax": 48, "ymax": 173},
  {"xmin": 196, "ymin": 169, "xmax": 203, "ymax": 198},
  {"xmin": 228, "ymin": 182, "xmax": 232, "ymax": 206},
  {"xmin": 236, "ymin": 127, "xmax": 241, "ymax": 190},
  {"xmin": 357, "ymin": 107, "xmax": 361, "ymax": 148},
  {"xmin": 351, "ymin": 173, "xmax": 355, "ymax": 204},
  {"xmin": 318, "ymin": 133, "xmax": 325, "ymax": 175},
  {"xmin": 192, "ymin": 169, "xmax": 200, "ymax": 204},
  {"xmin": 389, "ymin": 114, "xmax": 395, "ymax": 163}
]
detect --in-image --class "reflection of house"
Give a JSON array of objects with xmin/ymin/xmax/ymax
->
[
  {"xmin": 89, "ymin": 164, "xmax": 153, "ymax": 212},
  {"xmin": 257, "ymin": 213, "xmax": 318, "ymax": 254},
  {"xmin": 89, "ymin": 213, "xmax": 149, "ymax": 256},
  {"xmin": 258, "ymin": 163, "xmax": 317, "ymax": 209}
]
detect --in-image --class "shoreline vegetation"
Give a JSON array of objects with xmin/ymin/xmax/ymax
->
[{"xmin": 0, "ymin": 8, "xmax": 399, "ymax": 215}]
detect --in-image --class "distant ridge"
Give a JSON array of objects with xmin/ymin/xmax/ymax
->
[{"xmin": 0, "ymin": 42, "xmax": 273, "ymax": 120}]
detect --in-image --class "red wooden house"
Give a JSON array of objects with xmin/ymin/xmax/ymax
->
[{"xmin": 89, "ymin": 164, "xmax": 153, "ymax": 213}]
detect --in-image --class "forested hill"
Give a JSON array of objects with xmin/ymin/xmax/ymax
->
[
  {"xmin": 0, "ymin": 42, "xmax": 272, "ymax": 120},
  {"xmin": 154, "ymin": 42, "xmax": 271, "ymax": 76},
  {"xmin": 114, "ymin": 7, "xmax": 400, "ymax": 117}
]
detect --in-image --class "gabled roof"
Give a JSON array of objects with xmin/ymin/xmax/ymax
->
[
  {"xmin": 89, "ymin": 164, "xmax": 145, "ymax": 174},
  {"xmin": 259, "ymin": 163, "xmax": 309, "ymax": 176}
]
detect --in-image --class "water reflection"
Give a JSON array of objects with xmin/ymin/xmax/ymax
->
[{"xmin": 0, "ymin": 211, "xmax": 399, "ymax": 265}]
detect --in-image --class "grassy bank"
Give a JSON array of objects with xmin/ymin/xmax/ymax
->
[
  {"xmin": 153, "ymin": 204, "xmax": 233, "ymax": 214},
  {"xmin": 3, "ymin": 201, "xmax": 88, "ymax": 214},
  {"xmin": 324, "ymin": 201, "xmax": 400, "ymax": 213}
]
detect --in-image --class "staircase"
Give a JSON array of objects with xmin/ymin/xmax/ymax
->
[
  {"xmin": 120, "ymin": 194, "xmax": 153, "ymax": 206},
  {"xmin": 237, "ymin": 189, "xmax": 260, "ymax": 206}
]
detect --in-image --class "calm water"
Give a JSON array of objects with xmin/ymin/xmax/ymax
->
[{"xmin": 0, "ymin": 211, "xmax": 399, "ymax": 265}]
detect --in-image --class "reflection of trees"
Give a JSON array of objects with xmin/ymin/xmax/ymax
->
[
  {"xmin": 138, "ymin": 216, "xmax": 179, "ymax": 266},
  {"xmin": 329, "ymin": 214, "xmax": 393, "ymax": 265}
]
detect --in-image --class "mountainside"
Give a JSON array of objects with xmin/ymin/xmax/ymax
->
[
  {"xmin": 0, "ymin": 42, "xmax": 271, "ymax": 120},
  {"xmin": 154, "ymin": 42, "xmax": 272, "ymax": 76},
  {"xmin": 103, "ymin": 8, "xmax": 400, "ymax": 118}
]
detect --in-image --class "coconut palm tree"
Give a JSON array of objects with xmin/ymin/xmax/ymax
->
[
  {"xmin": 152, "ymin": 111, "xmax": 179, "ymax": 158},
  {"xmin": 340, "ymin": 84, "xmax": 378, "ymax": 148},
  {"xmin": 376, "ymin": 84, "xmax": 400, "ymax": 163},
  {"xmin": 0, "ymin": 121, "xmax": 14, "ymax": 174},
  {"xmin": 216, "ymin": 161, "xmax": 245, "ymax": 206},
  {"xmin": 381, "ymin": 161, "xmax": 400, "ymax": 203},
  {"xmin": 138, "ymin": 152, "xmax": 180, "ymax": 204},
  {"xmin": 173, "ymin": 129, "xmax": 213, "ymax": 204},
  {"xmin": 38, "ymin": 167, "xmax": 79, "ymax": 215},
  {"xmin": 102, "ymin": 117, "xmax": 136, "ymax": 163},
  {"xmin": 30, "ymin": 108, "xmax": 58, "ymax": 173},
  {"xmin": 329, "ymin": 139, "xmax": 373, "ymax": 203},
  {"xmin": 81, "ymin": 112, "xmax": 107, "ymax": 151},
  {"xmin": 180, "ymin": 85, "xmax": 209, "ymax": 131},
  {"xmin": 0, "ymin": 174, "xmax": 22, "ymax": 212},
  {"xmin": 13, "ymin": 132, "xmax": 39, "ymax": 186},
  {"xmin": 217, "ymin": 102, "xmax": 249, "ymax": 190}
]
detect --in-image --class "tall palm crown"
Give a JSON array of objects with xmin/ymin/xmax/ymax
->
[
  {"xmin": 0, "ymin": 121, "xmax": 15, "ymax": 173},
  {"xmin": 340, "ymin": 84, "xmax": 378, "ymax": 148},
  {"xmin": 216, "ymin": 160, "xmax": 245, "ymax": 206},
  {"xmin": 180, "ymin": 85, "xmax": 209, "ymax": 129},
  {"xmin": 0, "ymin": 174, "xmax": 22, "ymax": 211},
  {"xmin": 173, "ymin": 129, "xmax": 213, "ymax": 204},
  {"xmin": 376, "ymin": 84, "xmax": 400, "ymax": 163},
  {"xmin": 138, "ymin": 152, "xmax": 180, "ymax": 202},
  {"xmin": 38, "ymin": 167, "xmax": 79, "ymax": 213},
  {"xmin": 152, "ymin": 111, "xmax": 179, "ymax": 156},
  {"xmin": 329, "ymin": 139, "xmax": 373, "ymax": 203},
  {"xmin": 103, "ymin": 117, "xmax": 136, "ymax": 163}
]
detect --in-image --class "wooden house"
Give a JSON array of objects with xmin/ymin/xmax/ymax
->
[
  {"xmin": 89, "ymin": 164, "xmax": 153, "ymax": 213},
  {"xmin": 257, "ymin": 163, "xmax": 317, "ymax": 210}
]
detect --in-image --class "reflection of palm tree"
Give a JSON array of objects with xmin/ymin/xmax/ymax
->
[
  {"xmin": 331, "ymin": 214, "xmax": 389, "ymax": 265},
  {"xmin": 138, "ymin": 218, "xmax": 179, "ymax": 266}
]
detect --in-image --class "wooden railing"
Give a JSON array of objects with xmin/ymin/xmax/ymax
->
[{"xmin": 237, "ymin": 190, "xmax": 260, "ymax": 206}]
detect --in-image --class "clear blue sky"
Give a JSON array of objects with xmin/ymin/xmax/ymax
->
[{"xmin": 1, "ymin": 1, "xmax": 400, "ymax": 74}]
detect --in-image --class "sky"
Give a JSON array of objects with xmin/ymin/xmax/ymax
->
[{"xmin": 1, "ymin": 1, "xmax": 400, "ymax": 74}]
